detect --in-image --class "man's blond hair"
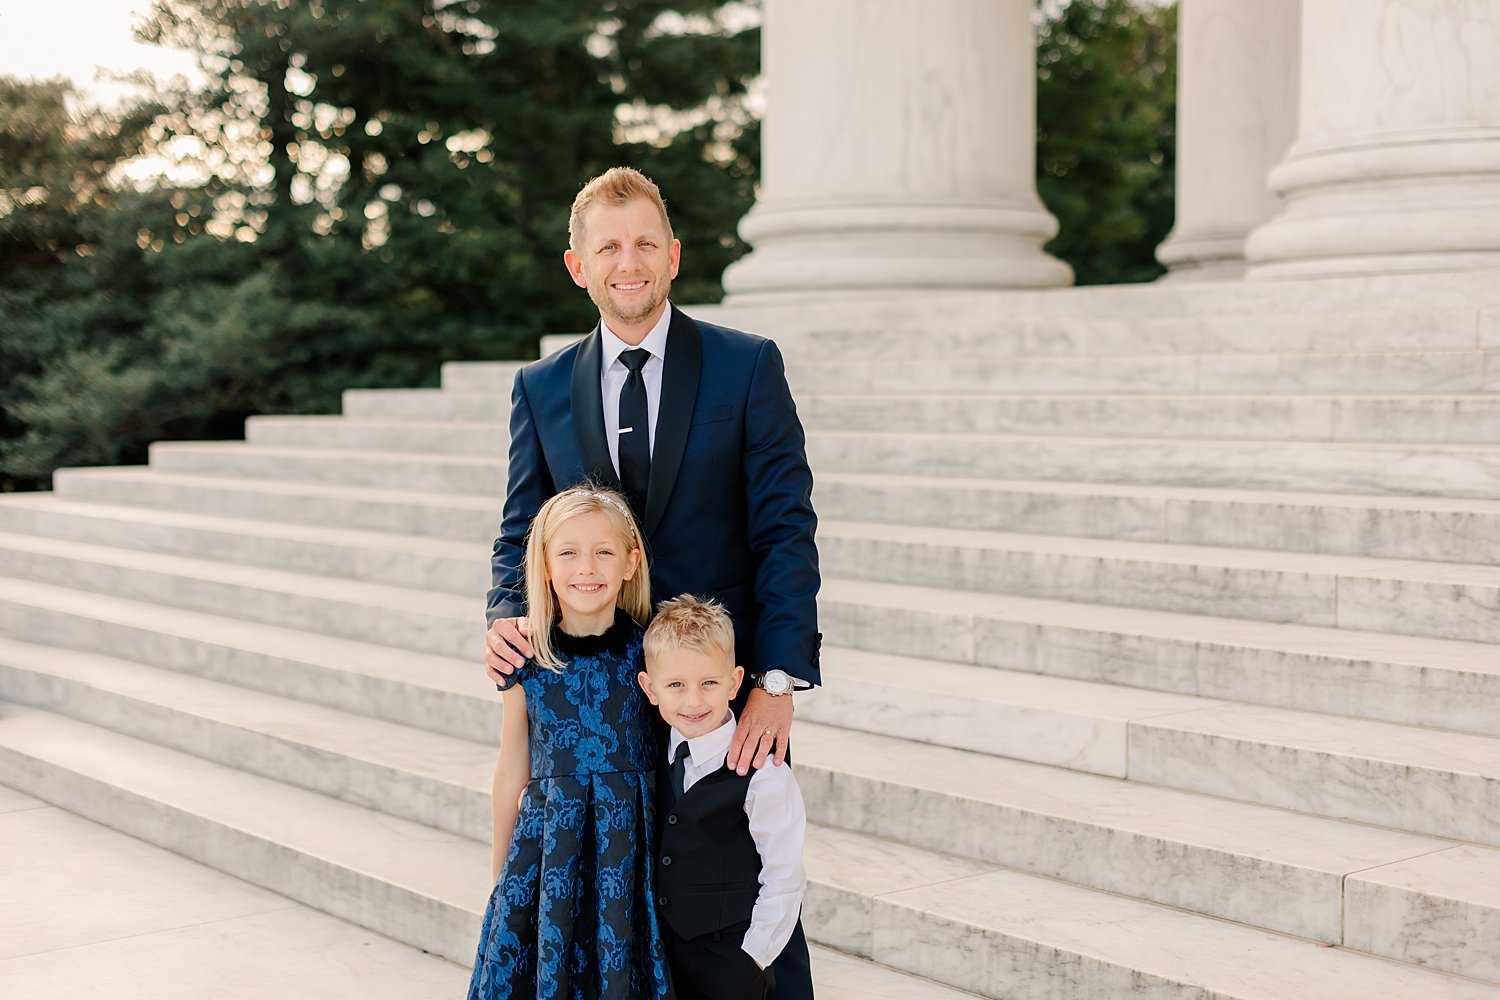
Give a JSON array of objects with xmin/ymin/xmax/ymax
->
[
  {"xmin": 568, "ymin": 166, "xmax": 673, "ymax": 250},
  {"xmin": 643, "ymin": 594, "xmax": 735, "ymax": 669}
]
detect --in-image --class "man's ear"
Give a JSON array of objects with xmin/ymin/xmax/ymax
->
[
  {"xmin": 728, "ymin": 664, "xmax": 745, "ymax": 699},
  {"xmin": 636, "ymin": 670, "xmax": 658, "ymax": 704},
  {"xmin": 667, "ymin": 238, "xmax": 681, "ymax": 279},
  {"xmin": 563, "ymin": 248, "xmax": 588, "ymax": 288}
]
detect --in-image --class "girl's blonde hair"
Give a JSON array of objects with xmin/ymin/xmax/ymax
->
[{"xmin": 524, "ymin": 485, "xmax": 651, "ymax": 672}]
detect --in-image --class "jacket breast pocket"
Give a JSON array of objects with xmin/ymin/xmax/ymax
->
[{"xmin": 691, "ymin": 405, "xmax": 732, "ymax": 426}]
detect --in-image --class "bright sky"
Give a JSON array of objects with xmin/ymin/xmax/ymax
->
[{"xmin": 0, "ymin": 0, "xmax": 199, "ymax": 105}]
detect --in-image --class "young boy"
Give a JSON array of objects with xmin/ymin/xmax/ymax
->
[{"xmin": 637, "ymin": 595, "xmax": 807, "ymax": 1000}]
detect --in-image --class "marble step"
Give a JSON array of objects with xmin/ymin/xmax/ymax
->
[
  {"xmin": 146, "ymin": 441, "xmax": 506, "ymax": 494},
  {"xmin": 0, "ymin": 495, "xmax": 491, "ymax": 597},
  {"xmin": 0, "ymin": 569, "xmax": 1241, "ymax": 786},
  {"xmin": 813, "ymin": 472, "xmax": 1500, "ymax": 564},
  {"xmin": 11, "ymin": 496, "xmax": 1500, "ymax": 644},
  {"xmin": 344, "ymin": 387, "xmax": 509, "ymax": 422},
  {"xmin": 1, "ymin": 520, "xmax": 1496, "ymax": 739},
  {"xmin": 337, "ymin": 388, "xmax": 1500, "ymax": 445},
  {"xmin": 818, "ymin": 519, "xmax": 1500, "ymax": 644},
  {"xmin": 246, "ymin": 414, "xmax": 508, "ymax": 454},
  {"xmin": 436, "ymin": 347, "xmax": 1500, "ymax": 396},
  {"xmin": 1129, "ymin": 701, "xmax": 1500, "ymax": 843},
  {"xmin": 0, "ymin": 578, "xmax": 497, "ymax": 743},
  {"xmin": 797, "ymin": 724, "xmax": 1500, "ymax": 971},
  {"xmin": 2, "ymin": 529, "xmax": 1495, "ymax": 844},
  {"xmin": 145, "ymin": 431, "xmax": 1500, "ymax": 500},
  {"xmin": 0, "ymin": 530, "xmax": 477, "ymax": 659},
  {"xmin": 52, "ymin": 467, "xmax": 499, "ymax": 542},
  {"xmin": 818, "ymin": 577, "xmax": 1500, "ymax": 738},
  {"xmin": 0, "ymin": 707, "xmax": 1052, "ymax": 997},
  {"xmin": 773, "ymin": 306, "xmax": 1496, "ymax": 359},
  {"xmin": 0, "ymin": 705, "xmax": 489, "ymax": 963},
  {"xmin": 0, "ymin": 787, "xmax": 474, "ymax": 999},
  {"xmin": 438, "ymin": 360, "xmax": 523, "ymax": 392},
  {"xmin": 779, "ymin": 348, "xmax": 1500, "ymax": 396},
  {"xmin": 861, "ymin": 860, "xmax": 1500, "ymax": 1000},
  {"xmin": 807, "ymin": 430, "xmax": 1500, "ymax": 497},
  {"xmin": 0, "ymin": 800, "xmax": 972, "ymax": 1000},
  {"xmin": 245, "ymin": 399, "xmax": 1500, "ymax": 456},
  {"xmin": 51, "ymin": 466, "xmax": 1500, "ymax": 566},
  {"xmin": 0, "ymin": 635, "xmax": 495, "ymax": 841},
  {"xmin": 0, "ymin": 641, "xmax": 1490, "ymax": 978},
  {"xmin": 798, "ymin": 392, "xmax": 1500, "ymax": 443},
  {"xmin": 0, "ymin": 583, "xmax": 1216, "ymax": 782}
]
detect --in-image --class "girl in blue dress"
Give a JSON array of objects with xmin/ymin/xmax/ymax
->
[{"xmin": 469, "ymin": 486, "xmax": 671, "ymax": 999}]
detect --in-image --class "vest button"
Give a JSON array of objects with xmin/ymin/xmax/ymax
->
[
  {"xmin": 657, "ymin": 894, "xmax": 668, "ymax": 907},
  {"xmin": 661, "ymin": 856, "xmax": 672, "ymax": 866},
  {"xmin": 667, "ymin": 814, "xmax": 678, "ymax": 825}
]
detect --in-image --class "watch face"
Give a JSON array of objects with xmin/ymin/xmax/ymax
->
[{"xmin": 762, "ymin": 670, "xmax": 792, "ymax": 695}]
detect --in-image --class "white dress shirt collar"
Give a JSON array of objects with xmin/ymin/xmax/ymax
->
[{"xmin": 600, "ymin": 302, "xmax": 672, "ymax": 373}]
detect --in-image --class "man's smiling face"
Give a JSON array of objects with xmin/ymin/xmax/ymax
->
[{"xmin": 564, "ymin": 197, "xmax": 681, "ymax": 342}]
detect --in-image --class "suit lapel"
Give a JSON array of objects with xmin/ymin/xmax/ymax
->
[
  {"xmin": 644, "ymin": 308, "xmax": 701, "ymax": 536},
  {"xmin": 569, "ymin": 326, "xmax": 619, "ymax": 490}
]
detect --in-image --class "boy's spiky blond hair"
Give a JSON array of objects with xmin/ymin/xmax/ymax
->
[{"xmin": 643, "ymin": 594, "xmax": 735, "ymax": 669}]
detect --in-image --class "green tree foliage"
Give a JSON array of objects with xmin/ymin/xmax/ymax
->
[
  {"xmin": 137, "ymin": 0, "xmax": 760, "ymax": 358},
  {"xmin": 1036, "ymin": 0, "xmax": 1177, "ymax": 285},
  {"xmin": 1, "ymin": 2, "xmax": 759, "ymax": 490}
]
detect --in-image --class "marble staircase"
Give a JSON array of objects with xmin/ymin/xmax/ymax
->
[{"xmin": 4, "ymin": 269, "xmax": 1500, "ymax": 997}]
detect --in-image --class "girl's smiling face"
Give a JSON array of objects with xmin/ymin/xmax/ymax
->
[{"xmin": 545, "ymin": 509, "xmax": 641, "ymax": 635}]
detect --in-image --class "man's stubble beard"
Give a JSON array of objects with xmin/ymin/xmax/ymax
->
[{"xmin": 589, "ymin": 271, "xmax": 672, "ymax": 329}]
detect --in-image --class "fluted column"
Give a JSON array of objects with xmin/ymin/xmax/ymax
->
[
  {"xmin": 1155, "ymin": 0, "xmax": 1300, "ymax": 281},
  {"xmin": 1246, "ymin": 0, "xmax": 1500, "ymax": 279},
  {"xmin": 721, "ymin": 0, "xmax": 1072, "ymax": 299}
]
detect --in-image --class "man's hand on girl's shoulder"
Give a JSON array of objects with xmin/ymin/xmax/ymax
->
[{"xmin": 484, "ymin": 616, "xmax": 533, "ymax": 684}]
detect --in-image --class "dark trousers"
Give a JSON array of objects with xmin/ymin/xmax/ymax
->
[
  {"xmin": 768, "ymin": 917, "xmax": 813, "ymax": 1000},
  {"xmin": 665, "ymin": 919, "xmax": 773, "ymax": 1000}
]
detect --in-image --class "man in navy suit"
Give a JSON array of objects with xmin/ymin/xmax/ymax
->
[{"xmin": 482, "ymin": 166, "xmax": 820, "ymax": 999}]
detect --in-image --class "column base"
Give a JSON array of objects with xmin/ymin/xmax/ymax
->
[
  {"xmin": 1246, "ymin": 137, "xmax": 1500, "ymax": 280},
  {"xmin": 722, "ymin": 201, "xmax": 1073, "ymax": 300},
  {"xmin": 1155, "ymin": 230, "xmax": 1252, "ymax": 283}
]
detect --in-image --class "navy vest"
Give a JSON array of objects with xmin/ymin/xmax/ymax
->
[{"xmin": 655, "ymin": 758, "xmax": 762, "ymax": 940}]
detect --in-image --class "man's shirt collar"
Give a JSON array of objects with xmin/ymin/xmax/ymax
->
[{"xmin": 600, "ymin": 302, "xmax": 672, "ymax": 372}]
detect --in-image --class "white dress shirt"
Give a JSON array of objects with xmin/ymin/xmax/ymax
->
[
  {"xmin": 599, "ymin": 304, "xmax": 671, "ymax": 476},
  {"xmin": 666, "ymin": 711, "xmax": 807, "ymax": 971}
]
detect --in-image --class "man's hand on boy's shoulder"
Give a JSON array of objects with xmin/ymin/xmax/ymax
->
[
  {"xmin": 484, "ymin": 616, "xmax": 533, "ymax": 684},
  {"xmin": 728, "ymin": 688, "xmax": 793, "ymax": 775}
]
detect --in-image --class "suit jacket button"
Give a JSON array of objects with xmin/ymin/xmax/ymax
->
[
  {"xmin": 657, "ymin": 894, "xmax": 668, "ymax": 907},
  {"xmin": 667, "ymin": 814, "xmax": 678, "ymax": 825},
  {"xmin": 661, "ymin": 856, "xmax": 672, "ymax": 866}
]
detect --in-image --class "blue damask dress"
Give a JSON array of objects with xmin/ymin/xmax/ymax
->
[{"xmin": 468, "ymin": 611, "xmax": 672, "ymax": 1000}]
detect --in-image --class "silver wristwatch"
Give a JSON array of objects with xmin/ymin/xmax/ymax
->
[{"xmin": 754, "ymin": 668, "xmax": 795, "ymax": 697}]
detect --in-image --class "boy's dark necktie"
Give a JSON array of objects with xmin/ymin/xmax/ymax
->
[
  {"xmin": 617, "ymin": 348, "xmax": 651, "ymax": 513},
  {"xmin": 670, "ymin": 741, "xmax": 691, "ymax": 802}
]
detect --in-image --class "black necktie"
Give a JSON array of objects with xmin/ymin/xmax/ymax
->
[
  {"xmin": 670, "ymin": 741, "xmax": 691, "ymax": 802},
  {"xmin": 617, "ymin": 348, "xmax": 651, "ymax": 514}
]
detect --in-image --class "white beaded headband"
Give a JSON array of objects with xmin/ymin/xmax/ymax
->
[{"xmin": 555, "ymin": 487, "xmax": 641, "ymax": 541}]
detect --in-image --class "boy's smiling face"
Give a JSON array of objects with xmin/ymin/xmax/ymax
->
[{"xmin": 637, "ymin": 645, "xmax": 743, "ymax": 740}]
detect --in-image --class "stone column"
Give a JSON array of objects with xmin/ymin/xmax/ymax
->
[
  {"xmin": 1155, "ymin": 0, "xmax": 1300, "ymax": 281},
  {"xmin": 721, "ymin": 0, "xmax": 1072, "ymax": 299},
  {"xmin": 1245, "ymin": 0, "xmax": 1500, "ymax": 279}
]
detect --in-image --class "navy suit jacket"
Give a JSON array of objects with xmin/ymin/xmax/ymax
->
[{"xmin": 486, "ymin": 306, "xmax": 821, "ymax": 685}]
